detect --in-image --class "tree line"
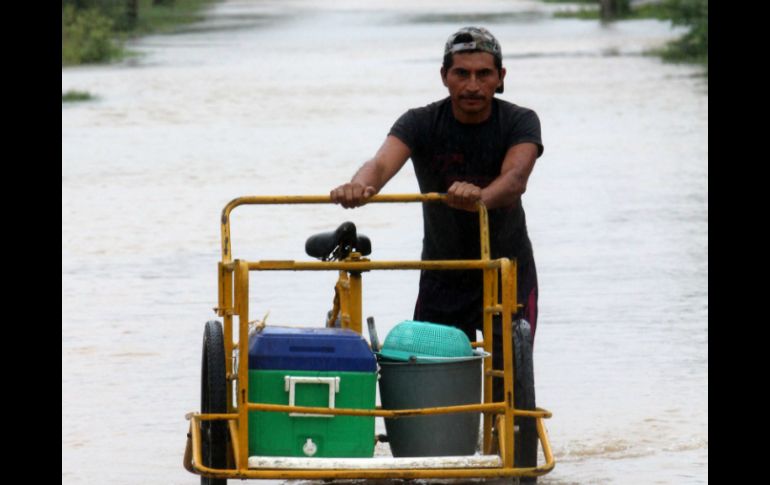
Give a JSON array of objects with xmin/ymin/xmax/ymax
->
[
  {"xmin": 62, "ymin": 0, "xmax": 210, "ymax": 65},
  {"xmin": 555, "ymin": 0, "xmax": 707, "ymax": 66},
  {"xmin": 63, "ymin": 1, "xmax": 707, "ymax": 67}
]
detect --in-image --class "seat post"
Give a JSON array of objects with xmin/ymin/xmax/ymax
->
[{"xmin": 344, "ymin": 252, "xmax": 364, "ymax": 334}]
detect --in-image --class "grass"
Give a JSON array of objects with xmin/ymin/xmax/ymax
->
[
  {"xmin": 62, "ymin": 5, "xmax": 122, "ymax": 66},
  {"xmin": 129, "ymin": 0, "xmax": 217, "ymax": 35},
  {"xmin": 62, "ymin": 90, "xmax": 95, "ymax": 103},
  {"xmin": 62, "ymin": 0, "xmax": 217, "ymax": 67}
]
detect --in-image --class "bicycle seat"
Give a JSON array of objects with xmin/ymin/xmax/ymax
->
[{"xmin": 305, "ymin": 221, "xmax": 372, "ymax": 261}]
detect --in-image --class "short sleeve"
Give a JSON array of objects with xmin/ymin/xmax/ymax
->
[
  {"xmin": 388, "ymin": 109, "xmax": 421, "ymax": 153},
  {"xmin": 507, "ymin": 108, "xmax": 544, "ymax": 158}
]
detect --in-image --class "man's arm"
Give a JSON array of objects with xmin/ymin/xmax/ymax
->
[
  {"xmin": 331, "ymin": 135, "xmax": 411, "ymax": 208},
  {"xmin": 446, "ymin": 142, "xmax": 539, "ymax": 211}
]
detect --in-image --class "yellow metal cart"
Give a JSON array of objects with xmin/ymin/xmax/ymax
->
[{"xmin": 184, "ymin": 194, "xmax": 555, "ymax": 483}]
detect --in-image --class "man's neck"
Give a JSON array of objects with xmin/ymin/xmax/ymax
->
[{"xmin": 450, "ymin": 98, "xmax": 495, "ymax": 124}]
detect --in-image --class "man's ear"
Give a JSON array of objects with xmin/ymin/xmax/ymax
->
[
  {"xmin": 440, "ymin": 67, "xmax": 448, "ymax": 87},
  {"xmin": 495, "ymin": 66, "xmax": 507, "ymax": 94}
]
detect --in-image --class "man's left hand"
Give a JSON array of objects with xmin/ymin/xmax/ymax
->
[{"xmin": 446, "ymin": 181, "xmax": 483, "ymax": 212}]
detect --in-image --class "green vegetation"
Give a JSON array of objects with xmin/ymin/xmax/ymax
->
[
  {"xmin": 62, "ymin": 5, "xmax": 122, "ymax": 65},
  {"xmin": 655, "ymin": 0, "xmax": 708, "ymax": 65},
  {"xmin": 62, "ymin": 0, "xmax": 217, "ymax": 67},
  {"xmin": 554, "ymin": 2, "xmax": 669, "ymax": 20},
  {"xmin": 550, "ymin": 0, "xmax": 708, "ymax": 67},
  {"xmin": 62, "ymin": 90, "xmax": 95, "ymax": 102},
  {"xmin": 130, "ymin": 0, "xmax": 215, "ymax": 34}
]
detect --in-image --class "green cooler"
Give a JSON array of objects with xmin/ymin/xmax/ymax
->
[{"xmin": 247, "ymin": 327, "xmax": 377, "ymax": 457}]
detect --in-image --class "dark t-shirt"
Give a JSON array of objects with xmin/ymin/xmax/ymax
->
[{"xmin": 388, "ymin": 97, "xmax": 543, "ymax": 320}]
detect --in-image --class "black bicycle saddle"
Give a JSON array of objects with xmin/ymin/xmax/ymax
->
[{"xmin": 305, "ymin": 221, "xmax": 372, "ymax": 261}]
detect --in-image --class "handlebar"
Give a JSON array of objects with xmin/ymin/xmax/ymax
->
[{"xmin": 219, "ymin": 193, "xmax": 489, "ymax": 264}]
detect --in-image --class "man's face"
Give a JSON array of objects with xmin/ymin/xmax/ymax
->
[{"xmin": 441, "ymin": 52, "xmax": 506, "ymax": 123}]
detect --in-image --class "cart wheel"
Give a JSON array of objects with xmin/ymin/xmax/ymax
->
[
  {"xmin": 514, "ymin": 319, "xmax": 537, "ymax": 484},
  {"xmin": 201, "ymin": 320, "xmax": 227, "ymax": 485}
]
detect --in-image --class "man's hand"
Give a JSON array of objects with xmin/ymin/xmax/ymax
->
[
  {"xmin": 446, "ymin": 181, "xmax": 482, "ymax": 212},
  {"xmin": 330, "ymin": 182, "xmax": 377, "ymax": 209}
]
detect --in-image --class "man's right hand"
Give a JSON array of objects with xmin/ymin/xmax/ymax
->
[
  {"xmin": 330, "ymin": 183, "xmax": 377, "ymax": 209},
  {"xmin": 330, "ymin": 137, "xmax": 410, "ymax": 209}
]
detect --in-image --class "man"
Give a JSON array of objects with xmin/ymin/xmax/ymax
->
[
  {"xmin": 331, "ymin": 26, "xmax": 543, "ymax": 342},
  {"xmin": 332, "ymin": 26, "xmax": 543, "ymax": 475}
]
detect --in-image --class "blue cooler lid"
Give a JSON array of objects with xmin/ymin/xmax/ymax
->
[{"xmin": 248, "ymin": 327, "xmax": 376, "ymax": 372}]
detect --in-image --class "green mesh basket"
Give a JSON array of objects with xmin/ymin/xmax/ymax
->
[{"xmin": 378, "ymin": 320, "xmax": 474, "ymax": 362}]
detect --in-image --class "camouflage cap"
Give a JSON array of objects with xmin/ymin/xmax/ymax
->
[{"xmin": 444, "ymin": 27, "xmax": 502, "ymax": 61}]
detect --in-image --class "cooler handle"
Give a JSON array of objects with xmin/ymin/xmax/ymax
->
[{"xmin": 284, "ymin": 376, "xmax": 340, "ymax": 418}]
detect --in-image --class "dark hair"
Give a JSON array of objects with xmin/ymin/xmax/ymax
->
[{"xmin": 442, "ymin": 51, "xmax": 503, "ymax": 72}]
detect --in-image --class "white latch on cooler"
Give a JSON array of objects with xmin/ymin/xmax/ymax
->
[{"xmin": 284, "ymin": 376, "xmax": 340, "ymax": 418}]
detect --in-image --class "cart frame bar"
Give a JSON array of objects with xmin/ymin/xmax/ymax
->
[{"xmin": 186, "ymin": 194, "xmax": 554, "ymax": 480}]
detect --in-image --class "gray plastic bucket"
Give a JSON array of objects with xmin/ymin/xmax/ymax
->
[{"xmin": 378, "ymin": 354, "xmax": 485, "ymax": 457}]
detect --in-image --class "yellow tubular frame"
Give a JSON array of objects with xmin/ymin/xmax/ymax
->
[{"xmin": 188, "ymin": 193, "xmax": 555, "ymax": 480}]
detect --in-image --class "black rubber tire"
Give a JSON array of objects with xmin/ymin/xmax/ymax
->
[
  {"xmin": 513, "ymin": 319, "xmax": 537, "ymax": 484},
  {"xmin": 201, "ymin": 320, "xmax": 227, "ymax": 485}
]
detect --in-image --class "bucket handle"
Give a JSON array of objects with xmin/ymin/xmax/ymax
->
[
  {"xmin": 376, "ymin": 350, "xmax": 492, "ymax": 363},
  {"xmin": 411, "ymin": 350, "xmax": 492, "ymax": 361}
]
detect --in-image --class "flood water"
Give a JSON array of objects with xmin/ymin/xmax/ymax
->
[{"xmin": 62, "ymin": 1, "xmax": 707, "ymax": 484}]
